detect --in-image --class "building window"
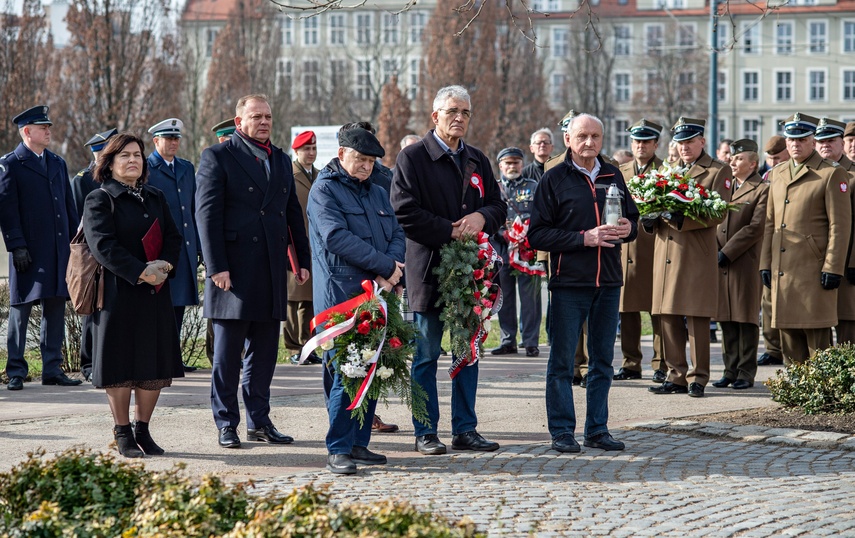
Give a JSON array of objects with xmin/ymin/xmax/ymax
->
[
  {"xmin": 742, "ymin": 70, "xmax": 759, "ymax": 102},
  {"xmin": 645, "ymin": 70, "xmax": 660, "ymax": 104},
  {"xmin": 774, "ymin": 70, "xmax": 793, "ymax": 102},
  {"xmin": 844, "ymin": 70, "xmax": 855, "ymax": 101},
  {"xmin": 205, "ymin": 28, "xmax": 218, "ymax": 57},
  {"xmin": 678, "ymin": 71, "xmax": 695, "ymax": 101},
  {"xmin": 552, "ymin": 27, "xmax": 569, "ymax": 58},
  {"xmin": 551, "ymin": 73, "xmax": 567, "ymax": 103},
  {"xmin": 718, "ymin": 119, "xmax": 728, "ymax": 141},
  {"xmin": 303, "ymin": 17, "xmax": 318, "ymax": 46},
  {"xmin": 715, "ymin": 19, "xmax": 730, "ymax": 49},
  {"xmin": 844, "ymin": 21, "xmax": 855, "ymax": 53},
  {"xmin": 740, "ymin": 21, "xmax": 760, "ymax": 54},
  {"xmin": 548, "ymin": 0, "xmax": 559, "ymax": 9},
  {"xmin": 809, "ymin": 20, "xmax": 827, "ymax": 53},
  {"xmin": 382, "ymin": 58, "xmax": 398, "ymax": 84},
  {"xmin": 329, "ymin": 14, "xmax": 345, "ymax": 46},
  {"xmin": 383, "ymin": 13, "xmax": 399, "ymax": 44},
  {"xmin": 717, "ymin": 70, "xmax": 727, "ymax": 102},
  {"xmin": 614, "ymin": 25, "xmax": 631, "ymax": 56},
  {"xmin": 660, "ymin": 0, "xmax": 685, "ymax": 8},
  {"xmin": 355, "ymin": 60, "xmax": 372, "ymax": 100},
  {"xmin": 775, "ymin": 21, "xmax": 793, "ymax": 55},
  {"xmin": 645, "ymin": 24, "xmax": 663, "ymax": 54},
  {"xmin": 276, "ymin": 59, "xmax": 292, "ymax": 97},
  {"xmin": 330, "ymin": 59, "xmax": 346, "ymax": 90},
  {"xmin": 302, "ymin": 60, "xmax": 319, "ymax": 100},
  {"xmin": 808, "ymin": 69, "xmax": 827, "ymax": 101},
  {"xmin": 409, "ymin": 58, "xmax": 420, "ymax": 100},
  {"xmin": 742, "ymin": 118, "xmax": 760, "ymax": 142},
  {"xmin": 357, "ymin": 14, "xmax": 372, "ymax": 45},
  {"xmin": 279, "ymin": 18, "xmax": 291, "ymax": 46},
  {"xmin": 614, "ymin": 73, "xmax": 631, "ymax": 102},
  {"xmin": 677, "ymin": 23, "xmax": 695, "ymax": 49},
  {"xmin": 409, "ymin": 11, "xmax": 426, "ymax": 44},
  {"xmin": 614, "ymin": 119, "xmax": 630, "ymax": 150}
]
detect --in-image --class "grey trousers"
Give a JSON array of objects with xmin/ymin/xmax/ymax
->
[{"xmin": 6, "ymin": 297, "xmax": 66, "ymax": 379}]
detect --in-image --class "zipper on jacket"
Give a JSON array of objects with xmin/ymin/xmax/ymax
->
[{"xmin": 589, "ymin": 179, "xmax": 602, "ymax": 287}]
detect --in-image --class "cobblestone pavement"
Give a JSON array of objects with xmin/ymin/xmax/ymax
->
[{"xmin": 252, "ymin": 429, "xmax": 855, "ymax": 537}]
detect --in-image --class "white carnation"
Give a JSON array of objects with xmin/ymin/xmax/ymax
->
[
  {"xmin": 377, "ymin": 366, "xmax": 393, "ymax": 380},
  {"xmin": 320, "ymin": 339, "xmax": 335, "ymax": 351}
]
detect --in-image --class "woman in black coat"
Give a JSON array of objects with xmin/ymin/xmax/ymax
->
[{"xmin": 83, "ymin": 133, "xmax": 184, "ymax": 458}]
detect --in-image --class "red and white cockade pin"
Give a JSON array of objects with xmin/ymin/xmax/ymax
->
[
  {"xmin": 725, "ymin": 178, "xmax": 732, "ymax": 190},
  {"xmin": 841, "ymin": 182, "xmax": 848, "ymax": 193},
  {"xmin": 470, "ymin": 173, "xmax": 484, "ymax": 198}
]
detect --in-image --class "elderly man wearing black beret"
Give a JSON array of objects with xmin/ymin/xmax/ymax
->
[{"xmin": 307, "ymin": 127, "xmax": 406, "ymax": 474}]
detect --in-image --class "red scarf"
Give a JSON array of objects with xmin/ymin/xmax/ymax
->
[{"xmin": 235, "ymin": 128, "xmax": 272, "ymax": 157}]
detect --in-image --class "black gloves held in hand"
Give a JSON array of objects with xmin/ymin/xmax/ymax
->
[
  {"xmin": 821, "ymin": 272, "xmax": 842, "ymax": 290},
  {"xmin": 760, "ymin": 270, "xmax": 771, "ymax": 289},
  {"xmin": 717, "ymin": 251, "xmax": 729, "ymax": 268},
  {"xmin": 12, "ymin": 248, "xmax": 32, "ymax": 273},
  {"xmin": 640, "ymin": 214, "xmax": 658, "ymax": 233}
]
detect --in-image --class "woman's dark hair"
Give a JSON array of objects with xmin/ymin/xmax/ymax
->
[{"xmin": 93, "ymin": 132, "xmax": 148, "ymax": 184}]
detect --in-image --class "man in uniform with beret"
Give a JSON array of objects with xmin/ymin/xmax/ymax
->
[
  {"xmin": 196, "ymin": 94, "xmax": 311, "ymax": 448},
  {"xmin": 284, "ymin": 130, "xmax": 321, "ymax": 366},
  {"xmin": 761, "ymin": 113, "xmax": 852, "ymax": 364},
  {"xmin": 71, "ymin": 127, "xmax": 118, "ymax": 381},
  {"xmin": 147, "ymin": 118, "xmax": 200, "ymax": 373},
  {"xmin": 615, "ymin": 119, "xmax": 665, "ymax": 382},
  {"xmin": 490, "ymin": 146, "xmax": 542, "ymax": 357},
  {"xmin": 647, "ymin": 117, "xmax": 733, "ymax": 398},
  {"xmin": 844, "ymin": 122, "xmax": 855, "ymax": 163},
  {"xmin": 814, "ymin": 117, "xmax": 855, "ymax": 345},
  {"xmin": 0, "ymin": 105, "xmax": 81, "ymax": 390}
]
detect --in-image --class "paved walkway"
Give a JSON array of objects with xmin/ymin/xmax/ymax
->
[{"xmin": 1, "ymin": 337, "xmax": 854, "ymax": 536}]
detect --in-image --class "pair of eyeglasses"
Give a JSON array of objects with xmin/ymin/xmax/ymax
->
[
  {"xmin": 533, "ymin": 141, "xmax": 553, "ymax": 146},
  {"xmin": 440, "ymin": 108, "xmax": 472, "ymax": 119}
]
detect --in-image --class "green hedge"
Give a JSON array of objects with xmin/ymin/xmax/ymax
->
[
  {"xmin": 767, "ymin": 343, "xmax": 855, "ymax": 415},
  {"xmin": 0, "ymin": 449, "xmax": 482, "ymax": 538}
]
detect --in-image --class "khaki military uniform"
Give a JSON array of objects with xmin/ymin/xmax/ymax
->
[
  {"xmin": 283, "ymin": 160, "xmax": 318, "ymax": 354},
  {"xmin": 761, "ymin": 165, "xmax": 785, "ymax": 360},
  {"xmin": 761, "ymin": 151, "xmax": 852, "ymax": 363},
  {"xmin": 651, "ymin": 152, "xmax": 733, "ymax": 387},
  {"xmin": 716, "ymin": 172, "xmax": 769, "ymax": 382},
  {"xmin": 618, "ymin": 157, "xmax": 664, "ymax": 374},
  {"xmin": 835, "ymin": 155, "xmax": 855, "ymax": 343}
]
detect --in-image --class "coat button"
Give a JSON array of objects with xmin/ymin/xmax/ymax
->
[
  {"xmin": 184, "ymin": 223, "xmax": 188, "ymax": 227},
  {"xmin": 628, "ymin": 259, "xmax": 633, "ymax": 264},
  {"xmin": 785, "ymin": 199, "xmax": 789, "ymax": 203},
  {"xmin": 283, "ymin": 188, "xmax": 287, "ymax": 193},
  {"xmin": 261, "ymin": 210, "xmax": 265, "ymax": 215},
  {"xmin": 666, "ymin": 259, "xmax": 671, "ymax": 264},
  {"xmin": 143, "ymin": 213, "xmax": 149, "ymax": 218},
  {"xmin": 462, "ymin": 204, "xmax": 467, "ymax": 210},
  {"xmin": 722, "ymin": 228, "xmax": 726, "ymax": 233},
  {"xmin": 150, "ymin": 289, "xmax": 155, "ymax": 295},
  {"xmin": 280, "ymin": 211, "xmax": 284, "ymax": 216},
  {"xmin": 249, "ymin": 187, "xmax": 254, "ymax": 192},
  {"xmin": 781, "ymin": 248, "xmax": 786, "ymax": 252},
  {"xmin": 253, "ymin": 237, "xmax": 259, "ymax": 243},
  {"xmin": 668, "ymin": 235, "xmax": 673, "ymax": 240},
  {"xmin": 177, "ymin": 188, "xmax": 181, "ymax": 193},
  {"xmin": 781, "ymin": 223, "xmax": 786, "ymax": 228},
  {"xmin": 186, "ymin": 241, "xmax": 190, "ymax": 245},
  {"xmin": 779, "ymin": 271, "xmax": 784, "ymax": 276}
]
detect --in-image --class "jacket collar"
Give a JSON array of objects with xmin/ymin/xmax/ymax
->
[
  {"xmin": 321, "ymin": 158, "xmax": 371, "ymax": 192},
  {"xmin": 732, "ymin": 172, "xmax": 762, "ymax": 201},
  {"xmin": 14, "ymin": 143, "xmax": 49, "ymax": 178},
  {"xmin": 423, "ymin": 129, "xmax": 468, "ymax": 163}
]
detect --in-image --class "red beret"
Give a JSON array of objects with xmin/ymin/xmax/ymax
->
[{"xmin": 292, "ymin": 131, "xmax": 316, "ymax": 150}]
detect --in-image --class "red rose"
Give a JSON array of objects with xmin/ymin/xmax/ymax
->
[
  {"xmin": 473, "ymin": 306, "xmax": 483, "ymax": 315},
  {"xmin": 360, "ymin": 310, "xmax": 372, "ymax": 321},
  {"xmin": 389, "ymin": 337, "xmax": 402, "ymax": 348},
  {"xmin": 473, "ymin": 291, "xmax": 481, "ymax": 299},
  {"xmin": 373, "ymin": 319, "xmax": 384, "ymax": 329},
  {"xmin": 478, "ymin": 249, "xmax": 487, "ymax": 259},
  {"xmin": 655, "ymin": 180, "xmax": 667, "ymax": 189},
  {"xmin": 678, "ymin": 183, "xmax": 689, "ymax": 191},
  {"xmin": 473, "ymin": 269, "xmax": 485, "ymax": 280},
  {"xmin": 490, "ymin": 293, "xmax": 498, "ymax": 301},
  {"xmin": 482, "ymin": 299, "xmax": 493, "ymax": 308},
  {"xmin": 483, "ymin": 280, "xmax": 492, "ymax": 288},
  {"xmin": 357, "ymin": 320, "xmax": 371, "ymax": 335}
]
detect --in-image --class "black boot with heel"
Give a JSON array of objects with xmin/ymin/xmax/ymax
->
[
  {"xmin": 113, "ymin": 424, "xmax": 144, "ymax": 458},
  {"xmin": 133, "ymin": 421, "xmax": 164, "ymax": 456}
]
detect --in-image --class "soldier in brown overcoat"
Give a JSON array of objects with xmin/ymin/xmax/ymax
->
[
  {"xmin": 616, "ymin": 119, "xmax": 665, "ymax": 382},
  {"xmin": 712, "ymin": 139, "xmax": 769, "ymax": 390},
  {"xmin": 760, "ymin": 113, "xmax": 852, "ymax": 364},
  {"xmin": 647, "ymin": 118, "xmax": 733, "ymax": 398}
]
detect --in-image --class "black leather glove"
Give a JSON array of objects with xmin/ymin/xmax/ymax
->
[
  {"xmin": 717, "ymin": 251, "xmax": 729, "ymax": 268},
  {"xmin": 760, "ymin": 270, "xmax": 771, "ymax": 289},
  {"xmin": 665, "ymin": 211, "xmax": 685, "ymax": 229},
  {"xmin": 821, "ymin": 272, "xmax": 842, "ymax": 290},
  {"xmin": 12, "ymin": 248, "xmax": 31, "ymax": 273},
  {"xmin": 846, "ymin": 268, "xmax": 855, "ymax": 285},
  {"xmin": 640, "ymin": 214, "xmax": 658, "ymax": 233}
]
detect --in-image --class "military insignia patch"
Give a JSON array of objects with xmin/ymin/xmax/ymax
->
[
  {"xmin": 841, "ymin": 182, "xmax": 848, "ymax": 193},
  {"xmin": 725, "ymin": 178, "xmax": 732, "ymax": 190}
]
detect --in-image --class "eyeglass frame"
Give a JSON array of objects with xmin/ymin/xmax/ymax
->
[{"xmin": 438, "ymin": 108, "xmax": 473, "ymax": 119}]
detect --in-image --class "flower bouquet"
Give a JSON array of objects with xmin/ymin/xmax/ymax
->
[
  {"xmin": 505, "ymin": 216, "xmax": 546, "ymax": 278},
  {"xmin": 434, "ymin": 232, "xmax": 503, "ymax": 379},
  {"xmin": 299, "ymin": 281, "xmax": 428, "ymax": 427},
  {"xmin": 626, "ymin": 164, "xmax": 738, "ymax": 222}
]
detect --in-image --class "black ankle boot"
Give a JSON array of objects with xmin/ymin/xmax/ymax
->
[
  {"xmin": 133, "ymin": 421, "xmax": 164, "ymax": 456},
  {"xmin": 113, "ymin": 424, "xmax": 144, "ymax": 458}
]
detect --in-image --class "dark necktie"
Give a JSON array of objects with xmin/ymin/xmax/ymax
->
[
  {"xmin": 168, "ymin": 162, "xmax": 174, "ymax": 175},
  {"xmin": 39, "ymin": 154, "xmax": 46, "ymax": 172}
]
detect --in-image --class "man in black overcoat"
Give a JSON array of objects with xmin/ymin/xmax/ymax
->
[
  {"xmin": 196, "ymin": 94, "xmax": 311, "ymax": 448},
  {"xmin": 0, "ymin": 106, "xmax": 81, "ymax": 390}
]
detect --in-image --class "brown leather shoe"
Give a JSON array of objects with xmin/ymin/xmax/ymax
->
[{"xmin": 372, "ymin": 415, "xmax": 399, "ymax": 433}]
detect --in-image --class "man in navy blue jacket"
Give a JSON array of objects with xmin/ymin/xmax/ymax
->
[
  {"xmin": 528, "ymin": 113, "xmax": 638, "ymax": 454},
  {"xmin": 196, "ymin": 94, "xmax": 311, "ymax": 449}
]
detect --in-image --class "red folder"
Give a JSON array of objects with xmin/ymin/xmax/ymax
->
[
  {"xmin": 287, "ymin": 226, "xmax": 301, "ymax": 276},
  {"xmin": 142, "ymin": 218, "xmax": 164, "ymax": 292}
]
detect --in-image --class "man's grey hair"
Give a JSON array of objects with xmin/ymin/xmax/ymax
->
[
  {"xmin": 432, "ymin": 85, "xmax": 471, "ymax": 112},
  {"xmin": 565, "ymin": 113, "xmax": 604, "ymax": 135},
  {"xmin": 235, "ymin": 94, "xmax": 270, "ymax": 116},
  {"xmin": 400, "ymin": 134, "xmax": 420, "ymax": 149},
  {"xmin": 530, "ymin": 128, "xmax": 554, "ymax": 145}
]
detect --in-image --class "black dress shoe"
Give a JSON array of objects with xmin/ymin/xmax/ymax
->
[
  {"xmin": 579, "ymin": 374, "xmax": 588, "ymax": 388},
  {"xmin": 183, "ymin": 363, "xmax": 197, "ymax": 372},
  {"xmin": 451, "ymin": 431, "xmax": 500, "ymax": 452},
  {"xmin": 757, "ymin": 353, "xmax": 783, "ymax": 366},
  {"xmin": 652, "ymin": 370, "xmax": 667, "ymax": 383},
  {"xmin": 648, "ymin": 381, "xmax": 688, "ymax": 394},
  {"xmin": 732, "ymin": 379, "xmax": 754, "ymax": 390},
  {"xmin": 351, "ymin": 445, "xmax": 387, "ymax": 465},
  {"xmin": 42, "ymin": 373, "xmax": 82, "ymax": 386},
  {"xmin": 710, "ymin": 329, "xmax": 718, "ymax": 343},
  {"xmin": 246, "ymin": 424, "xmax": 293, "ymax": 444},
  {"xmin": 711, "ymin": 376, "xmax": 734, "ymax": 388},
  {"xmin": 525, "ymin": 346, "xmax": 540, "ymax": 357},
  {"xmin": 584, "ymin": 432, "xmax": 625, "ymax": 451},
  {"xmin": 415, "ymin": 434, "xmax": 447, "ymax": 455},
  {"xmin": 613, "ymin": 368, "xmax": 642, "ymax": 380},
  {"xmin": 490, "ymin": 344, "xmax": 518, "ymax": 355},
  {"xmin": 327, "ymin": 454, "xmax": 357, "ymax": 475},
  {"xmin": 572, "ymin": 375, "xmax": 583, "ymax": 386},
  {"xmin": 551, "ymin": 433, "xmax": 581, "ymax": 453},
  {"xmin": 7, "ymin": 376, "xmax": 23, "ymax": 391},
  {"xmin": 82, "ymin": 367, "xmax": 92, "ymax": 382},
  {"xmin": 218, "ymin": 426, "xmax": 241, "ymax": 448},
  {"xmin": 688, "ymin": 382, "xmax": 705, "ymax": 398}
]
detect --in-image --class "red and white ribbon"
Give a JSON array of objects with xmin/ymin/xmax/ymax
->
[
  {"xmin": 505, "ymin": 216, "xmax": 546, "ymax": 277},
  {"xmin": 470, "ymin": 173, "xmax": 484, "ymax": 198}
]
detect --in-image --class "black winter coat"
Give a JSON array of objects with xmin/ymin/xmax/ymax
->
[
  {"xmin": 83, "ymin": 179, "xmax": 184, "ymax": 387},
  {"xmin": 391, "ymin": 131, "xmax": 507, "ymax": 311}
]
